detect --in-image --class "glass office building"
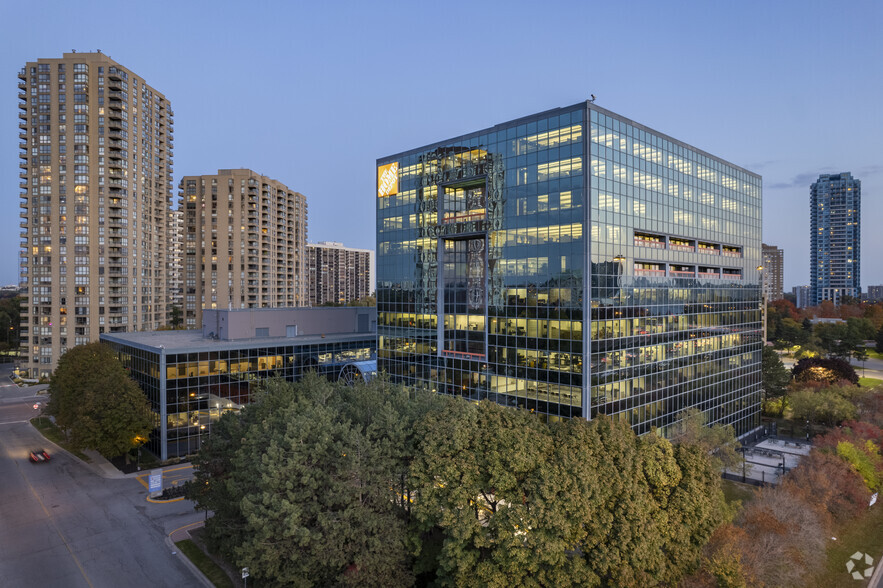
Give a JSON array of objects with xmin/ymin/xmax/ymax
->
[
  {"xmin": 101, "ymin": 308, "xmax": 376, "ymax": 460},
  {"xmin": 376, "ymin": 102, "xmax": 762, "ymax": 437}
]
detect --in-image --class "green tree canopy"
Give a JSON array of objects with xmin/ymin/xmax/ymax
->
[
  {"xmin": 670, "ymin": 407, "xmax": 742, "ymax": 471},
  {"xmin": 410, "ymin": 402, "xmax": 726, "ymax": 587},
  {"xmin": 193, "ymin": 381, "xmax": 728, "ymax": 587},
  {"xmin": 190, "ymin": 374, "xmax": 446, "ymax": 587},
  {"xmin": 761, "ymin": 346, "xmax": 791, "ymax": 407},
  {"xmin": 45, "ymin": 342, "xmax": 153, "ymax": 458}
]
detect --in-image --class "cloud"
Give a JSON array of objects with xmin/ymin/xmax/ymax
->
[{"xmin": 766, "ymin": 166, "xmax": 882, "ymax": 190}]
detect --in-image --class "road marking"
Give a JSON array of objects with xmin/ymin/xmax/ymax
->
[
  {"xmin": 0, "ymin": 436, "xmax": 95, "ymax": 588},
  {"xmin": 135, "ymin": 464, "xmax": 193, "ymax": 489}
]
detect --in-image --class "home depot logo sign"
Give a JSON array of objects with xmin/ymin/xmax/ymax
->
[{"xmin": 378, "ymin": 162, "xmax": 399, "ymax": 197}]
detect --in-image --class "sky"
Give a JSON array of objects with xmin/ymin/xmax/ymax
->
[{"xmin": 2, "ymin": 0, "xmax": 881, "ymax": 292}]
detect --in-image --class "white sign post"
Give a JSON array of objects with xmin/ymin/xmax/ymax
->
[{"xmin": 242, "ymin": 567, "xmax": 249, "ymax": 587}]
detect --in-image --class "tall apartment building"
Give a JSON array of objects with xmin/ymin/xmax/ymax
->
[
  {"xmin": 865, "ymin": 285, "xmax": 883, "ymax": 303},
  {"xmin": 793, "ymin": 285, "xmax": 811, "ymax": 308},
  {"xmin": 18, "ymin": 52, "xmax": 173, "ymax": 378},
  {"xmin": 168, "ymin": 207, "xmax": 184, "ymax": 312},
  {"xmin": 307, "ymin": 241, "xmax": 374, "ymax": 306},
  {"xmin": 377, "ymin": 102, "xmax": 763, "ymax": 437},
  {"xmin": 180, "ymin": 169, "xmax": 307, "ymax": 328},
  {"xmin": 761, "ymin": 243, "xmax": 784, "ymax": 301},
  {"xmin": 810, "ymin": 172, "xmax": 861, "ymax": 306}
]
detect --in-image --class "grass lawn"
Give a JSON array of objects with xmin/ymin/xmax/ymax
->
[
  {"xmin": 865, "ymin": 349, "xmax": 883, "ymax": 361},
  {"xmin": 30, "ymin": 417, "xmax": 90, "ymax": 462},
  {"xmin": 721, "ymin": 479, "xmax": 756, "ymax": 508},
  {"xmin": 859, "ymin": 377, "xmax": 883, "ymax": 389},
  {"xmin": 175, "ymin": 539, "xmax": 235, "ymax": 588},
  {"xmin": 811, "ymin": 501, "xmax": 883, "ymax": 587}
]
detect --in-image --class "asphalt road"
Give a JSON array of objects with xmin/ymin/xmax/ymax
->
[{"xmin": 0, "ymin": 367, "xmax": 206, "ymax": 587}]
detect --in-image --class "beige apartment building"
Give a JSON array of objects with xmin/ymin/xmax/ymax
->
[
  {"xmin": 18, "ymin": 52, "xmax": 173, "ymax": 378},
  {"xmin": 180, "ymin": 169, "xmax": 307, "ymax": 328},
  {"xmin": 169, "ymin": 207, "xmax": 184, "ymax": 310},
  {"xmin": 761, "ymin": 243, "xmax": 784, "ymax": 301},
  {"xmin": 307, "ymin": 241, "xmax": 374, "ymax": 306}
]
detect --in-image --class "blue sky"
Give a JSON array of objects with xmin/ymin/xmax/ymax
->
[{"xmin": 2, "ymin": 0, "xmax": 881, "ymax": 291}]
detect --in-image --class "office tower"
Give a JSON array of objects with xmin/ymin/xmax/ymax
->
[
  {"xmin": 18, "ymin": 52, "xmax": 173, "ymax": 378},
  {"xmin": 810, "ymin": 172, "xmax": 861, "ymax": 306},
  {"xmin": 168, "ymin": 207, "xmax": 184, "ymax": 314},
  {"xmin": 761, "ymin": 243, "xmax": 784, "ymax": 301},
  {"xmin": 307, "ymin": 241, "xmax": 374, "ymax": 306},
  {"xmin": 376, "ymin": 102, "xmax": 763, "ymax": 437},
  {"xmin": 179, "ymin": 169, "xmax": 307, "ymax": 328},
  {"xmin": 793, "ymin": 285, "xmax": 811, "ymax": 308}
]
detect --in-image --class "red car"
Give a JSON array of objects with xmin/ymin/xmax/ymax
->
[{"xmin": 29, "ymin": 449, "xmax": 51, "ymax": 463}]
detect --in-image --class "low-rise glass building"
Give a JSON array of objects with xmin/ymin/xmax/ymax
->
[
  {"xmin": 102, "ymin": 307, "xmax": 376, "ymax": 460},
  {"xmin": 376, "ymin": 102, "xmax": 762, "ymax": 437}
]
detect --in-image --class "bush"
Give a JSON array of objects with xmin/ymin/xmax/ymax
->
[
  {"xmin": 792, "ymin": 356, "xmax": 858, "ymax": 385},
  {"xmin": 788, "ymin": 384, "xmax": 858, "ymax": 427}
]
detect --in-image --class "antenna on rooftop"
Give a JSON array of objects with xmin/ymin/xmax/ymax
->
[{"xmin": 589, "ymin": 94, "xmax": 596, "ymax": 103}]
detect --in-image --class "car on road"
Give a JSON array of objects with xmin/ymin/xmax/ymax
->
[{"xmin": 29, "ymin": 449, "xmax": 51, "ymax": 463}]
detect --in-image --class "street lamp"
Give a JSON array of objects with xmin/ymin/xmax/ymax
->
[{"xmin": 757, "ymin": 265, "xmax": 767, "ymax": 343}]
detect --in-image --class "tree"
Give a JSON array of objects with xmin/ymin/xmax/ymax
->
[
  {"xmin": 0, "ymin": 295, "xmax": 21, "ymax": 352},
  {"xmin": 170, "ymin": 304, "xmax": 183, "ymax": 329},
  {"xmin": 788, "ymin": 383, "xmax": 858, "ymax": 427},
  {"xmin": 190, "ymin": 374, "xmax": 446, "ymax": 587},
  {"xmin": 732, "ymin": 487, "xmax": 828, "ymax": 587},
  {"xmin": 670, "ymin": 408, "xmax": 742, "ymax": 471},
  {"xmin": 761, "ymin": 347, "xmax": 790, "ymax": 416},
  {"xmin": 409, "ymin": 404, "xmax": 725, "ymax": 587},
  {"xmin": 791, "ymin": 356, "xmax": 858, "ymax": 385},
  {"xmin": 782, "ymin": 450, "xmax": 870, "ymax": 523},
  {"xmin": 45, "ymin": 342, "xmax": 153, "ymax": 458},
  {"xmin": 875, "ymin": 325, "xmax": 883, "ymax": 354}
]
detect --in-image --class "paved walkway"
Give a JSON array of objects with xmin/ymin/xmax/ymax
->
[{"xmin": 725, "ymin": 437, "xmax": 812, "ymax": 485}]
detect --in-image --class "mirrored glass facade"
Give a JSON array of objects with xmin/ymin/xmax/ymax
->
[
  {"xmin": 377, "ymin": 102, "xmax": 762, "ymax": 437},
  {"xmin": 103, "ymin": 333, "xmax": 375, "ymax": 460}
]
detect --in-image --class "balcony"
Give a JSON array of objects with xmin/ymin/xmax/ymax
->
[
  {"xmin": 722, "ymin": 247, "xmax": 742, "ymax": 258},
  {"xmin": 634, "ymin": 236, "xmax": 665, "ymax": 249},
  {"xmin": 18, "ymin": 92, "xmax": 26, "ymax": 101}
]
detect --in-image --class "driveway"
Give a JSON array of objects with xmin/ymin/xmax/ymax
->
[{"xmin": 0, "ymin": 383, "xmax": 206, "ymax": 587}]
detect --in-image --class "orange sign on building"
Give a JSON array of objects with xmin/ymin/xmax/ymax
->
[{"xmin": 377, "ymin": 162, "xmax": 399, "ymax": 197}]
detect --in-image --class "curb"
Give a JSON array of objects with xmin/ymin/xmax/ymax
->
[
  {"xmin": 165, "ymin": 524, "xmax": 214, "ymax": 588},
  {"xmin": 869, "ymin": 549, "xmax": 883, "ymax": 588}
]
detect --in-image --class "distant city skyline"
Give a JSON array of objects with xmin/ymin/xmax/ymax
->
[{"xmin": 3, "ymin": 0, "xmax": 882, "ymax": 291}]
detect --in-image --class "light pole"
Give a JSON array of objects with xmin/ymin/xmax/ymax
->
[{"xmin": 757, "ymin": 265, "xmax": 767, "ymax": 344}]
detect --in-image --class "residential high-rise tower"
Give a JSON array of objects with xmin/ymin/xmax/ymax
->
[
  {"xmin": 307, "ymin": 241, "xmax": 374, "ymax": 306},
  {"xmin": 18, "ymin": 52, "xmax": 173, "ymax": 377},
  {"xmin": 376, "ymin": 102, "xmax": 763, "ymax": 437},
  {"xmin": 761, "ymin": 243, "xmax": 784, "ymax": 301},
  {"xmin": 179, "ymin": 169, "xmax": 307, "ymax": 328},
  {"xmin": 810, "ymin": 172, "xmax": 861, "ymax": 306}
]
